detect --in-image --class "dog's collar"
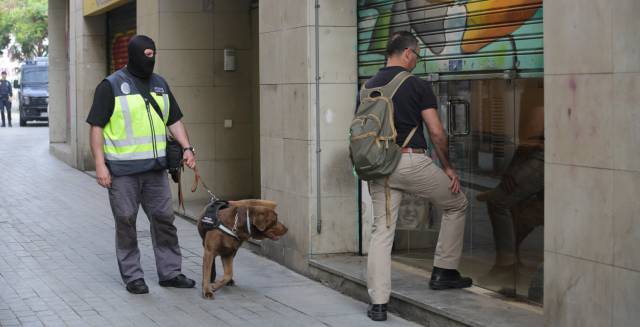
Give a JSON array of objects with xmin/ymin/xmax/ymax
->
[
  {"xmin": 245, "ymin": 207, "xmax": 252, "ymax": 235},
  {"xmin": 218, "ymin": 207, "xmax": 252, "ymax": 240}
]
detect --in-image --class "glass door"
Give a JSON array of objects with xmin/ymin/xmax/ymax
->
[
  {"xmin": 390, "ymin": 78, "xmax": 544, "ymax": 304},
  {"xmin": 444, "ymin": 78, "xmax": 544, "ymax": 302},
  {"xmin": 444, "ymin": 79, "xmax": 520, "ymax": 296}
]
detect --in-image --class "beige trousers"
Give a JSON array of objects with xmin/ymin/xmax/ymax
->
[{"xmin": 367, "ymin": 153, "xmax": 468, "ymax": 304}]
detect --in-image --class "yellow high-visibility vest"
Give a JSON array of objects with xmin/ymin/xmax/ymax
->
[{"xmin": 103, "ymin": 69, "xmax": 170, "ymax": 173}]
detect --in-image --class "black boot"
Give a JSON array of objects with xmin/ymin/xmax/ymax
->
[
  {"xmin": 429, "ymin": 267, "xmax": 473, "ymax": 290},
  {"xmin": 126, "ymin": 278, "xmax": 149, "ymax": 294},
  {"xmin": 159, "ymin": 273, "xmax": 195, "ymax": 288},
  {"xmin": 367, "ymin": 303, "xmax": 387, "ymax": 321}
]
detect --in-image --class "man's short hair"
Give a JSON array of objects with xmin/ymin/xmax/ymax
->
[
  {"xmin": 386, "ymin": 31, "xmax": 418, "ymax": 57},
  {"xmin": 1, "ymin": 71, "xmax": 6, "ymax": 75}
]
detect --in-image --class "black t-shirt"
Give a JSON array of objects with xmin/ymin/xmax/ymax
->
[
  {"xmin": 86, "ymin": 75, "xmax": 183, "ymax": 127},
  {"xmin": 359, "ymin": 66, "xmax": 438, "ymax": 149}
]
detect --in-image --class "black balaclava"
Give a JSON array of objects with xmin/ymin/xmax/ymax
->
[{"xmin": 127, "ymin": 35, "xmax": 156, "ymax": 79}]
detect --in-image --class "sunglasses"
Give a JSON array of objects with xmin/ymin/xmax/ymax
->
[{"xmin": 407, "ymin": 47, "xmax": 421, "ymax": 60}]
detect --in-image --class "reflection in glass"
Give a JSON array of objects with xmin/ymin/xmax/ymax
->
[{"xmin": 391, "ymin": 79, "xmax": 544, "ymax": 304}]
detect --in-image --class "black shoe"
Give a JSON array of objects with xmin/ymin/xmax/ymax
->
[
  {"xmin": 367, "ymin": 303, "xmax": 387, "ymax": 321},
  {"xmin": 159, "ymin": 273, "xmax": 195, "ymax": 288},
  {"xmin": 126, "ymin": 278, "xmax": 149, "ymax": 294},
  {"xmin": 429, "ymin": 267, "xmax": 473, "ymax": 290}
]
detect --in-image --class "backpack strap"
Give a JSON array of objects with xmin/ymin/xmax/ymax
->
[
  {"xmin": 381, "ymin": 71, "xmax": 412, "ymax": 99},
  {"xmin": 360, "ymin": 70, "xmax": 412, "ymax": 100},
  {"xmin": 358, "ymin": 80, "xmax": 369, "ymax": 103},
  {"xmin": 384, "ymin": 177, "xmax": 392, "ymax": 228},
  {"xmin": 401, "ymin": 126, "xmax": 419, "ymax": 148}
]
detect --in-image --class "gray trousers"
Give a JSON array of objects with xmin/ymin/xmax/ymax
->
[
  {"xmin": 108, "ymin": 169, "xmax": 182, "ymax": 284},
  {"xmin": 367, "ymin": 153, "xmax": 468, "ymax": 304}
]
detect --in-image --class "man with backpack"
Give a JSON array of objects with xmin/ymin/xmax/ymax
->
[
  {"xmin": 350, "ymin": 31, "xmax": 471, "ymax": 322},
  {"xmin": 86, "ymin": 35, "xmax": 197, "ymax": 294}
]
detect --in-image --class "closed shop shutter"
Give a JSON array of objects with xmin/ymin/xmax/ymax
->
[{"xmin": 357, "ymin": 0, "xmax": 543, "ymax": 79}]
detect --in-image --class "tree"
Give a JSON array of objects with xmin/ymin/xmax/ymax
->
[
  {"xmin": 0, "ymin": 0, "xmax": 48, "ymax": 61},
  {"xmin": 0, "ymin": 7, "xmax": 13, "ymax": 55}
]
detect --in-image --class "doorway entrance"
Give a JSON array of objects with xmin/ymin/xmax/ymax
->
[{"xmin": 391, "ymin": 78, "xmax": 544, "ymax": 303}]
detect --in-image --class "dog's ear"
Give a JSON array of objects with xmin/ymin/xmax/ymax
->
[{"xmin": 250, "ymin": 206, "xmax": 275, "ymax": 231}]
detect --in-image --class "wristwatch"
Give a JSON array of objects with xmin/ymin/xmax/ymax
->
[{"xmin": 183, "ymin": 146, "xmax": 196, "ymax": 155}]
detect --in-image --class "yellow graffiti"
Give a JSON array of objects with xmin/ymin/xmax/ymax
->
[{"xmin": 462, "ymin": 0, "xmax": 542, "ymax": 54}]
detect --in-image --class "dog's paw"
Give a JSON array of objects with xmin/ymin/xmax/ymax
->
[
  {"xmin": 203, "ymin": 289, "xmax": 214, "ymax": 299},
  {"xmin": 226, "ymin": 279, "xmax": 235, "ymax": 286},
  {"xmin": 202, "ymin": 285, "xmax": 215, "ymax": 299}
]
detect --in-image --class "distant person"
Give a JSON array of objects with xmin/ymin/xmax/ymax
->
[{"xmin": 0, "ymin": 71, "xmax": 12, "ymax": 127}]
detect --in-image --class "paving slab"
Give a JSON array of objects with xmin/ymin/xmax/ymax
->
[
  {"xmin": 310, "ymin": 255, "xmax": 543, "ymax": 327},
  {"xmin": 0, "ymin": 126, "xmax": 419, "ymax": 326}
]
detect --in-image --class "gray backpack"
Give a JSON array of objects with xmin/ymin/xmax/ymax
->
[{"xmin": 349, "ymin": 71, "xmax": 418, "ymax": 181}]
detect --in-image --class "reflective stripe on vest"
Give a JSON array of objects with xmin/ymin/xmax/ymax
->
[
  {"xmin": 102, "ymin": 69, "xmax": 171, "ymax": 163},
  {"xmin": 103, "ymin": 93, "xmax": 169, "ymax": 161}
]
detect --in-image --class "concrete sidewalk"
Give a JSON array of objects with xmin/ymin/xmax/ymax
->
[{"xmin": 0, "ymin": 126, "xmax": 419, "ymax": 327}]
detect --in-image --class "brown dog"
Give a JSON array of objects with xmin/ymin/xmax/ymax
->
[{"xmin": 197, "ymin": 199, "xmax": 288, "ymax": 299}]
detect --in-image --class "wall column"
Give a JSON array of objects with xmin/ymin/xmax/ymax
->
[
  {"xmin": 259, "ymin": 0, "xmax": 358, "ymax": 273},
  {"xmin": 544, "ymin": 1, "xmax": 640, "ymax": 326}
]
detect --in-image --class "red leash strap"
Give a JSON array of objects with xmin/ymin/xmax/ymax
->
[
  {"xmin": 191, "ymin": 166, "xmax": 218, "ymax": 200},
  {"xmin": 191, "ymin": 166, "xmax": 201, "ymax": 193},
  {"xmin": 177, "ymin": 167, "xmax": 185, "ymax": 213}
]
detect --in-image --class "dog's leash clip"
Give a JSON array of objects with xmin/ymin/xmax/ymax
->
[{"xmin": 207, "ymin": 190, "xmax": 219, "ymax": 203}]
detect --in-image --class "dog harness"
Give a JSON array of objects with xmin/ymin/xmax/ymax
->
[
  {"xmin": 202, "ymin": 201, "xmax": 252, "ymax": 240},
  {"xmin": 216, "ymin": 209, "xmax": 252, "ymax": 240}
]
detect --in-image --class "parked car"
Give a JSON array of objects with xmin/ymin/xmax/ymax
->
[{"xmin": 14, "ymin": 58, "xmax": 48, "ymax": 126}]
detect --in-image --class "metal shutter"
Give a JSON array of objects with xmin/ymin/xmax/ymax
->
[{"xmin": 358, "ymin": 0, "xmax": 544, "ymax": 80}]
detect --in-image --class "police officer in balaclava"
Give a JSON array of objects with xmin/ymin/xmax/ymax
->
[
  {"xmin": 86, "ymin": 35, "xmax": 198, "ymax": 294},
  {"xmin": 126, "ymin": 35, "xmax": 156, "ymax": 79}
]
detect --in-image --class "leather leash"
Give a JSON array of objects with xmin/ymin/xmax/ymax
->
[
  {"xmin": 176, "ymin": 166, "xmax": 185, "ymax": 212},
  {"xmin": 191, "ymin": 165, "xmax": 220, "ymax": 202},
  {"xmin": 174, "ymin": 164, "xmax": 219, "ymax": 214}
]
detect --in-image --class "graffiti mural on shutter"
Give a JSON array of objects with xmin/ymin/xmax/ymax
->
[{"xmin": 358, "ymin": 0, "xmax": 544, "ymax": 79}]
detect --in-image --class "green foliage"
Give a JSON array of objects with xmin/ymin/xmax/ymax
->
[
  {"xmin": 0, "ymin": 8, "xmax": 12, "ymax": 55},
  {"xmin": 0, "ymin": 0, "xmax": 48, "ymax": 61}
]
